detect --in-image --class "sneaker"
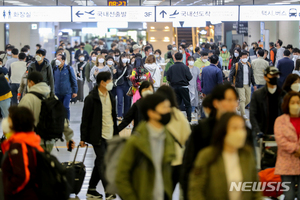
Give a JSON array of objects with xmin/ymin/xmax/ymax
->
[
  {"xmin": 106, "ymin": 193, "xmax": 117, "ymax": 200},
  {"xmin": 243, "ymin": 115, "xmax": 248, "ymax": 119},
  {"xmin": 87, "ymin": 189, "xmax": 103, "ymax": 199},
  {"xmin": 117, "ymin": 117, "xmax": 123, "ymax": 121}
]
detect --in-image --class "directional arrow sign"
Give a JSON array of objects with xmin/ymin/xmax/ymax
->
[
  {"xmin": 76, "ymin": 11, "xmax": 84, "ymax": 18},
  {"xmin": 179, "ymin": 21, "xmax": 184, "ymax": 27}
]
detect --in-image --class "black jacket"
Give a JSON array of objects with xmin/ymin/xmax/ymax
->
[
  {"xmin": 167, "ymin": 62, "xmax": 192, "ymax": 87},
  {"xmin": 118, "ymin": 99, "xmax": 143, "ymax": 132},
  {"xmin": 181, "ymin": 116, "xmax": 255, "ymax": 200},
  {"xmin": 250, "ymin": 85, "xmax": 286, "ymax": 135},
  {"xmin": 80, "ymin": 87, "xmax": 118, "ymax": 145},
  {"xmin": 229, "ymin": 61, "xmax": 256, "ymax": 88},
  {"xmin": 113, "ymin": 65, "xmax": 132, "ymax": 86}
]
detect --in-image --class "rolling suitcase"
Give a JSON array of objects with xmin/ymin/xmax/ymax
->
[{"xmin": 62, "ymin": 144, "xmax": 88, "ymax": 195}]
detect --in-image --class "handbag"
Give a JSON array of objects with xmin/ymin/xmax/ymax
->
[{"xmin": 126, "ymin": 86, "xmax": 133, "ymax": 97}]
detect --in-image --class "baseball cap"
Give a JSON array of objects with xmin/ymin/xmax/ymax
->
[
  {"xmin": 132, "ymin": 44, "xmax": 141, "ymax": 51},
  {"xmin": 264, "ymin": 66, "xmax": 281, "ymax": 76}
]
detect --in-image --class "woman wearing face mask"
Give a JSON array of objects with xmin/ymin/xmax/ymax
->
[
  {"xmin": 274, "ymin": 92, "xmax": 300, "ymax": 200},
  {"xmin": 73, "ymin": 54, "xmax": 87, "ymax": 102},
  {"xmin": 144, "ymin": 55, "xmax": 161, "ymax": 92},
  {"xmin": 90, "ymin": 55, "xmax": 110, "ymax": 86},
  {"xmin": 105, "ymin": 55, "xmax": 117, "ymax": 97},
  {"xmin": 189, "ymin": 112, "xmax": 261, "ymax": 200},
  {"xmin": 1, "ymin": 106, "xmax": 45, "ymax": 200},
  {"xmin": 114, "ymin": 53, "xmax": 133, "ymax": 121},
  {"xmin": 187, "ymin": 44, "xmax": 194, "ymax": 56},
  {"xmin": 130, "ymin": 57, "xmax": 153, "ymax": 103},
  {"xmin": 156, "ymin": 85, "xmax": 191, "ymax": 191},
  {"xmin": 114, "ymin": 49, "xmax": 121, "ymax": 63},
  {"xmin": 220, "ymin": 45, "xmax": 230, "ymax": 70},
  {"xmin": 118, "ymin": 81, "xmax": 154, "ymax": 132},
  {"xmin": 228, "ymin": 48, "xmax": 241, "ymax": 70},
  {"xmin": 282, "ymin": 74, "xmax": 300, "ymax": 93},
  {"xmin": 154, "ymin": 49, "xmax": 165, "ymax": 64},
  {"xmin": 187, "ymin": 56, "xmax": 200, "ymax": 116}
]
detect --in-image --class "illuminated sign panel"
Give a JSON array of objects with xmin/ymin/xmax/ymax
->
[{"xmin": 108, "ymin": 0, "xmax": 127, "ymax": 6}]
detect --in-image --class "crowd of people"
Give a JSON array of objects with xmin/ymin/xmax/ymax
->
[{"xmin": 0, "ymin": 37, "xmax": 300, "ymax": 200}]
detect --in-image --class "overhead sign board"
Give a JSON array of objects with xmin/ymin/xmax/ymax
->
[
  {"xmin": 0, "ymin": 6, "xmax": 71, "ymax": 22},
  {"xmin": 240, "ymin": 5, "xmax": 300, "ymax": 21},
  {"xmin": 156, "ymin": 6, "xmax": 238, "ymax": 22},
  {"xmin": 72, "ymin": 6, "xmax": 155, "ymax": 22}
]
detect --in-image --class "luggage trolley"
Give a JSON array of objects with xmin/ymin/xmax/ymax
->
[{"xmin": 258, "ymin": 135, "xmax": 278, "ymax": 170}]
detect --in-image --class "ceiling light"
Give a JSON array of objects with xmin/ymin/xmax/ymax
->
[
  {"xmin": 142, "ymin": 1, "xmax": 162, "ymax": 5},
  {"xmin": 165, "ymin": 26, "xmax": 169, "ymax": 29},
  {"xmin": 150, "ymin": 26, "xmax": 155, "ymax": 29}
]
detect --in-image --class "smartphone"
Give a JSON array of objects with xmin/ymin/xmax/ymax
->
[{"xmin": 68, "ymin": 140, "xmax": 74, "ymax": 152}]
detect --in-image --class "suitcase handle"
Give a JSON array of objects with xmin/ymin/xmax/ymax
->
[{"xmin": 72, "ymin": 144, "xmax": 89, "ymax": 164}]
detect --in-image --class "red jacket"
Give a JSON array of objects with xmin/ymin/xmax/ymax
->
[
  {"xmin": 184, "ymin": 51, "xmax": 191, "ymax": 66},
  {"xmin": 1, "ymin": 132, "xmax": 44, "ymax": 200}
]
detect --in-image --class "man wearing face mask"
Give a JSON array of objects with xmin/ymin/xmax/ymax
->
[
  {"xmin": 75, "ymin": 42, "xmax": 89, "ymax": 62},
  {"xmin": 292, "ymin": 48, "xmax": 300, "ymax": 68},
  {"xmin": 53, "ymin": 54, "xmax": 78, "ymax": 120},
  {"xmin": 5, "ymin": 48, "xmax": 19, "ymax": 71},
  {"xmin": 193, "ymin": 47, "xmax": 201, "ymax": 60},
  {"xmin": 275, "ymin": 39, "xmax": 285, "ymax": 67},
  {"xmin": 116, "ymin": 94, "xmax": 175, "ymax": 200},
  {"xmin": 80, "ymin": 71, "xmax": 118, "ymax": 199},
  {"xmin": 142, "ymin": 46, "xmax": 153, "ymax": 64},
  {"xmin": 66, "ymin": 42, "xmax": 74, "ymax": 65},
  {"xmin": 85, "ymin": 51, "xmax": 98, "ymax": 92},
  {"xmin": 194, "ymin": 51, "xmax": 210, "ymax": 73},
  {"xmin": 0, "ymin": 46, "xmax": 14, "ymax": 65},
  {"xmin": 250, "ymin": 66, "xmax": 286, "ymax": 137},
  {"xmin": 277, "ymin": 49, "xmax": 294, "ymax": 88},
  {"xmin": 27, "ymin": 49, "xmax": 54, "ymax": 96},
  {"xmin": 179, "ymin": 44, "xmax": 190, "ymax": 66},
  {"xmin": 229, "ymin": 51, "xmax": 257, "ymax": 119},
  {"xmin": 74, "ymin": 54, "xmax": 87, "ymax": 102}
]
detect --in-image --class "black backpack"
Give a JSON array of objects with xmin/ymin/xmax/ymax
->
[
  {"xmin": 35, "ymin": 149, "xmax": 74, "ymax": 200},
  {"xmin": 29, "ymin": 92, "xmax": 65, "ymax": 142}
]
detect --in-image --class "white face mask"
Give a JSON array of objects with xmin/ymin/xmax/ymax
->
[
  {"xmin": 202, "ymin": 59, "xmax": 208, "ymax": 63},
  {"xmin": 188, "ymin": 61, "xmax": 194, "ymax": 66},
  {"xmin": 100, "ymin": 45, "xmax": 104, "ymax": 49},
  {"xmin": 131, "ymin": 61, "xmax": 135, "ymax": 65},
  {"xmin": 105, "ymin": 81, "xmax": 114, "ymax": 91},
  {"xmin": 173, "ymin": 47, "xmax": 177, "ymax": 51},
  {"xmin": 149, "ymin": 52, "xmax": 153, "ymax": 55},
  {"xmin": 142, "ymin": 90, "xmax": 153, "ymax": 97},
  {"xmin": 155, "ymin": 54, "xmax": 159, "ymax": 58},
  {"xmin": 25, "ymin": 52, "xmax": 29, "ymax": 56},
  {"xmin": 1, "ymin": 118, "xmax": 12, "ymax": 134},
  {"xmin": 289, "ymin": 104, "xmax": 300, "ymax": 116},
  {"xmin": 92, "ymin": 57, "xmax": 97, "ymax": 61},
  {"xmin": 98, "ymin": 58, "xmax": 104, "ymax": 63},
  {"xmin": 126, "ymin": 58, "xmax": 130, "ymax": 63},
  {"xmin": 234, "ymin": 53, "xmax": 239, "ymax": 58},
  {"xmin": 242, "ymin": 58, "xmax": 248, "ymax": 63},
  {"xmin": 79, "ymin": 57, "xmax": 84, "ymax": 61},
  {"xmin": 35, "ymin": 55, "xmax": 42, "ymax": 62},
  {"xmin": 189, "ymin": 47, "xmax": 193, "ymax": 51},
  {"xmin": 7, "ymin": 51, "xmax": 11, "ymax": 55},
  {"xmin": 107, "ymin": 60, "xmax": 114, "ymax": 66},
  {"xmin": 122, "ymin": 58, "xmax": 127, "ymax": 64},
  {"xmin": 291, "ymin": 83, "xmax": 300, "ymax": 92},
  {"xmin": 179, "ymin": 50, "xmax": 183, "ymax": 53},
  {"xmin": 224, "ymin": 129, "xmax": 247, "ymax": 149},
  {"xmin": 268, "ymin": 86, "xmax": 277, "ymax": 94},
  {"xmin": 55, "ymin": 60, "xmax": 61, "ymax": 66},
  {"xmin": 67, "ymin": 45, "xmax": 71, "ymax": 48}
]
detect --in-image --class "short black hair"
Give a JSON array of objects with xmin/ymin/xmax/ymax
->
[
  {"xmin": 36, "ymin": 49, "xmax": 46, "ymax": 56},
  {"xmin": 264, "ymin": 50, "xmax": 269, "ymax": 55},
  {"xmin": 202, "ymin": 94, "xmax": 213, "ymax": 109},
  {"xmin": 154, "ymin": 49, "xmax": 161, "ymax": 55},
  {"xmin": 111, "ymin": 43, "xmax": 117, "ymax": 48},
  {"xmin": 180, "ymin": 44, "xmax": 186, "ymax": 49},
  {"xmin": 201, "ymin": 51, "xmax": 208, "ymax": 57},
  {"xmin": 156, "ymin": 85, "xmax": 178, "ymax": 108},
  {"xmin": 21, "ymin": 47, "xmax": 28, "ymax": 53},
  {"xmin": 287, "ymin": 44, "xmax": 293, "ymax": 50},
  {"xmin": 106, "ymin": 55, "xmax": 114, "ymax": 61},
  {"xmin": 135, "ymin": 53, "xmax": 143, "ymax": 58},
  {"xmin": 215, "ymin": 49, "xmax": 220, "ymax": 56},
  {"xmin": 257, "ymin": 49, "xmax": 265, "ymax": 57},
  {"xmin": 195, "ymin": 47, "xmax": 200, "ymax": 53},
  {"xmin": 292, "ymin": 48, "xmax": 300, "ymax": 54},
  {"xmin": 167, "ymin": 51, "xmax": 172, "ymax": 59},
  {"xmin": 284, "ymin": 49, "xmax": 291, "ymax": 56},
  {"xmin": 188, "ymin": 56, "xmax": 195, "ymax": 61},
  {"xmin": 80, "ymin": 42, "xmax": 85, "ymax": 46},
  {"xmin": 210, "ymin": 54, "xmax": 219, "ymax": 64},
  {"xmin": 91, "ymin": 51, "xmax": 98, "ymax": 56},
  {"xmin": 36, "ymin": 44, "xmax": 41, "ymax": 48},
  {"xmin": 277, "ymin": 39, "xmax": 283, "ymax": 46},
  {"xmin": 167, "ymin": 44, "xmax": 172, "ymax": 50},
  {"xmin": 174, "ymin": 52, "xmax": 183, "ymax": 61},
  {"xmin": 96, "ymin": 71, "xmax": 111, "ymax": 85},
  {"xmin": 241, "ymin": 50, "xmax": 248, "ymax": 56},
  {"xmin": 18, "ymin": 53, "xmax": 26, "ymax": 60},
  {"xmin": 139, "ymin": 81, "xmax": 154, "ymax": 96},
  {"xmin": 114, "ymin": 49, "xmax": 121, "ymax": 55},
  {"xmin": 205, "ymin": 43, "xmax": 211, "ymax": 49},
  {"xmin": 101, "ymin": 49, "xmax": 108, "ymax": 54},
  {"xmin": 269, "ymin": 42, "xmax": 274, "ymax": 47},
  {"xmin": 7, "ymin": 46, "xmax": 14, "ymax": 50},
  {"xmin": 222, "ymin": 45, "xmax": 227, "ymax": 48},
  {"xmin": 9, "ymin": 106, "xmax": 35, "ymax": 132},
  {"xmin": 145, "ymin": 46, "xmax": 151, "ymax": 53},
  {"xmin": 12, "ymin": 48, "xmax": 19, "ymax": 55},
  {"xmin": 57, "ymin": 54, "xmax": 66, "ymax": 61},
  {"xmin": 140, "ymin": 94, "xmax": 168, "ymax": 121},
  {"xmin": 79, "ymin": 54, "xmax": 85, "ymax": 57},
  {"xmin": 28, "ymin": 71, "xmax": 43, "ymax": 84}
]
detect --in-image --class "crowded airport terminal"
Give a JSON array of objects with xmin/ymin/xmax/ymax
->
[{"xmin": 1, "ymin": 0, "xmax": 300, "ymax": 200}]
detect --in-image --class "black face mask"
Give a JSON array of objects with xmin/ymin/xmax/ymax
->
[
  {"xmin": 157, "ymin": 112, "xmax": 171, "ymax": 125},
  {"xmin": 268, "ymin": 77, "xmax": 278, "ymax": 85}
]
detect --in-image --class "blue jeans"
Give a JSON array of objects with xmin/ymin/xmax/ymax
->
[
  {"xmin": 0, "ymin": 98, "xmax": 11, "ymax": 118},
  {"xmin": 116, "ymin": 83, "xmax": 132, "ymax": 117},
  {"xmin": 191, "ymin": 106, "xmax": 196, "ymax": 113},
  {"xmin": 281, "ymin": 175, "xmax": 300, "ymax": 200},
  {"xmin": 10, "ymin": 83, "xmax": 20, "ymax": 105},
  {"xmin": 56, "ymin": 93, "xmax": 71, "ymax": 120}
]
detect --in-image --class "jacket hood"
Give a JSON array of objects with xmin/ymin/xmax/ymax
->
[
  {"xmin": 29, "ymin": 82, "xmax": 50, "ymax": 97},
  {"xmin": 144, "ymin": 63, "xmax": 157, "ymax": 72},
  {"xmin": 1, "ymin": 132, "xmax": 44, "ymax": 154}
]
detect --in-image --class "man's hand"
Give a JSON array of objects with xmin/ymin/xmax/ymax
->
[
  {"xmin": 254, "ymin": 86, "xmax": 257, "ymax": 91},
  {"xmin": 113, "ymin": 69, "xmax": 117, "ymax": 74},
  {"xmin": 17, "ymin": 96, "xmax": 21, "ymax": 101},
  {"xmin": 80, "ymin": 141, "xmax": 87, "ymax": 147},
  {"xmin": 66, "ymin": 140, "xmax": 75, "ymax": 149},
  {"xmin": 72, "ymin": 93, "xmax": 77, "ymax": 98}
]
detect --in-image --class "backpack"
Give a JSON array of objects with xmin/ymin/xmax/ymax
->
[
  {"xmin": 35, "ymin": 149, "xmax": 74, "ymax": 200},
  {"xmin": 233, "ymin": 62, "xmax": 251, "ymax": 85},
  {"xmin": 29, "ymin": 92, "xmax": 65, "ymax": 142}
]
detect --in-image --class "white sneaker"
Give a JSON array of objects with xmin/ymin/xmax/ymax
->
[
  {"xmin": 243, "ymin": 115, "xmax": 248, "ymax": 119},
  {"xmin": 191, "ymin": 113, "xmax": 196, "ymax": 118}
]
